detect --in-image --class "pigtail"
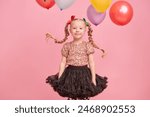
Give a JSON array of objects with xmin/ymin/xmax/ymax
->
[
  {"xmin": 45, "ymin": 15, "xmax": 76, "ymax": 44},
  {"xmin": 55, "ymin": 24, "xmax": 70, "ymax": 44},
  {"xmin": 87, "ymin": 24, "xmax": 105, "ymax": 57},
  {"xmin": 45, "ymin": 23, "xmax": 70, "ymax": 44}
]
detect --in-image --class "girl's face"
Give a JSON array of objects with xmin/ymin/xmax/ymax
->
[{"xmin": 70, "ymin": 20, "xmax": 86, "ymax": 40}]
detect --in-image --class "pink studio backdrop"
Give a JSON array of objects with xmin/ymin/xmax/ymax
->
[{"xmin": 0, "ymin": 0, "xmax": 150, "ymax": 100}]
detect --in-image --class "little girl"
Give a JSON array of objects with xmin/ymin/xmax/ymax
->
[{"xmin": 45, "ymin": 16, "xmax": 108, "ymax": 100}]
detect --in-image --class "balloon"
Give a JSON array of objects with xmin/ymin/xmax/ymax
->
[
  {"xmin": 90, "ymin": 0, "xmax": 112, "ymax": 13},
  {"xmin": 109, "ymin": 1, "xmax": 133, "ymax": 26},
  {"xmin": 54, "ymin": 0, "xmax": 76, "ymax": 10},
  {"xmin": 36, "ymin": 0, "xmax": 55, "ymax": 9},
  {"xmin": 87, "ymin": 5, "xmax": 106, "ymax": 26}
]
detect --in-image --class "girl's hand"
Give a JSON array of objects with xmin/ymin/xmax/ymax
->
[{"xmin": 92, "ymin": 80, "xmax": 96, "ymax": 86}]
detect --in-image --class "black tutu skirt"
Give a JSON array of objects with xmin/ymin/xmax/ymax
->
[{"xmin": 46, "ymin": 65, "xmax": 108, "ymax": 99}]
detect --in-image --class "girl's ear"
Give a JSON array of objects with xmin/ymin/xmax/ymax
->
[
  {"xmin": 69, "ymin": 27, "xmax": 72, "ymax": 34},
  {"xmin": 85, "ymin": 26, "xmax": 87, "ymax": 31},
  {"xmin": 84, "ymin": 26, "xmax": 87, "ymax": 32}
]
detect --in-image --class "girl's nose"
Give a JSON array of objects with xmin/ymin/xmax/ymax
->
[{"xmin": 76, "ymin": 28, "xmax": 80, "ymax": 31}]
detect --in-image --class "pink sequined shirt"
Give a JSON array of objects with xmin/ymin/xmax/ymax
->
[{"xmin": 61, "ymin": 41, "xmax": 95, "ymax": 66}]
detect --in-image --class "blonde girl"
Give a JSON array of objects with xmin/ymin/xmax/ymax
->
[{"xmin": 46, "ymin": 16, "xmax": 108, "ymax": 100}]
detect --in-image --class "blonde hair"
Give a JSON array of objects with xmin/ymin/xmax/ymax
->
[
  {"xmin": 47, "ymin": 18, "xmax": 105, "ymax": 56},
  {"xmin": 86, "ymin": 22, "xmax": 105, "ymax": 54},
  {"xmin": 53, "ymin": 24, "xmax": 69, "ymax": 44}
]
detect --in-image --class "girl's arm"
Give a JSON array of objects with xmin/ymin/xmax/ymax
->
[
  {"xmin": 88, "ymin": 54, "xmax": 96, "ymax": 85},
  {"xmin": 58, "ymin": 56, "xmax": 67, "ymax": 78}
]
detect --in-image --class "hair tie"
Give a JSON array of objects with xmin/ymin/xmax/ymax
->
[
  {"xmin": 67, "ymin": 15, "xmax": 75, "ymax": 26},
  {"xmin": 83, "ymin": 18, "xmax": 89, "ymax": 26}
]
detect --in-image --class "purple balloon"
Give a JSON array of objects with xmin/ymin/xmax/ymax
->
[{"xmin": 87, "ymin": 5, "xmax": 106, "ymax": 26}]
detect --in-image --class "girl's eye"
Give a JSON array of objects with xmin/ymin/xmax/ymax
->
[{"xmin": 80, "ymin": 28, "xmax": 83, "ymax": 29}]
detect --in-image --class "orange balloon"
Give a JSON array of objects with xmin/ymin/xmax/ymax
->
[
  {"xmin": 36, "ymin": 0, "xmax": 55, "ymax": 9},
  {"xmin": 109, "ymin": 1, "xmax": 133, "ymax": 26}
]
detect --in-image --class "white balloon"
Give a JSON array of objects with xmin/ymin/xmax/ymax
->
[{"xmin": 55, "ymin": 0, "xmax": 76, "ymax": 10}]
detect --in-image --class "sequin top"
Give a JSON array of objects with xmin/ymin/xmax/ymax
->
[{"xmin": 61, "ymin": 41, "xmax": 95, "ymax": 66}]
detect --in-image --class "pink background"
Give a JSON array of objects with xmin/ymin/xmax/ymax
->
[{"xmin": 0, "ymin": 0, "xmax": 150, "ymax": 100}]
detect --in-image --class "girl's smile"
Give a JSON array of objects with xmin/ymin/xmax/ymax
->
[{"xmin": 70, "ymin": 20, "xmax": 86, "ymax": 40}]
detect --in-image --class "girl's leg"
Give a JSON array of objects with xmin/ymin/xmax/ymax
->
[
  {"xmin": 78, "ymin": 97, "xmax": 90, "ymax": 100},
  {"xmin": 67, "ymin": 97, "xmax": 77, "ymax": 100},
  {"xmin": 86, "ymin": 97, "xmax": 90, "ymax": 100}
]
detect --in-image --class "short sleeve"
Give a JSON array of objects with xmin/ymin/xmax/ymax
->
[
  {"xmin": 86, "ymin": 42, "xmax": 95, "ymax": 55},
  {"xmin": 61, "ymin": 43, "xmax": 69, "ymax": 57}
]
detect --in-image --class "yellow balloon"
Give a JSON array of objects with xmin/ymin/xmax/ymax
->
[{"xmin": 90, "ymin": 0, "xmax": 112, "ymax": 13}]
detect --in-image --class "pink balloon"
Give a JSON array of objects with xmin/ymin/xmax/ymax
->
[
  {"xmin": 36, "ymin": 0, "xmax": 55, "ymax": 9},
  {"xmin": 87, "ymin": 5, "xmax": 106, "ymax": 26}
]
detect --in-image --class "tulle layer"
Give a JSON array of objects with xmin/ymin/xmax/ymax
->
[{"xmin": 46, "ymin": 65, "xmax": 108, "ymax": 99}]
